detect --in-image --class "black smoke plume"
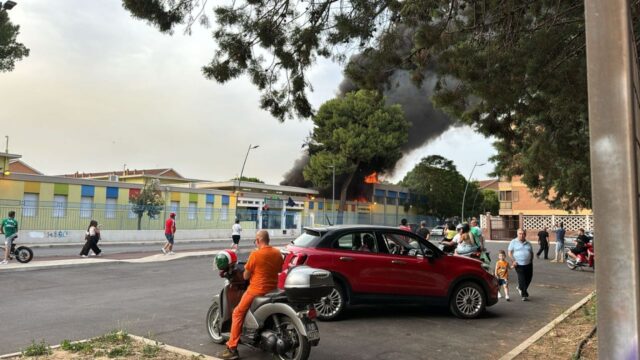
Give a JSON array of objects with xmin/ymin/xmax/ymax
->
[{"xmin": 281, "ymin": 27, "xmax": 456, "ymax": 194}]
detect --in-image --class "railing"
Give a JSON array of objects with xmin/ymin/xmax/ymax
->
[{"xmin": 0, "ymin": 200, "xmax": 436, "ymax": 231}]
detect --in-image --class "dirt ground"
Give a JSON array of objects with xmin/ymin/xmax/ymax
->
[
  {"xmin": 15, "ymin": 331, "xmax": 202, "ymax": 360},
  {"xmin": 517, "ymin": 297, "xmax": 597, "ymax": 360}
]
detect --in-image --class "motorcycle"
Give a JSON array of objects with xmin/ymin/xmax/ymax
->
[
  {"xmin": 0, "ymin": 236, "xmax": 33, "ymax": 263},
  {"xmin": 566, "ymin": 241, "xmax": 595, "ymax": 271},
  {"xmin": 206, "ymin": 252, "xmax": 333, "ymax": 360}
]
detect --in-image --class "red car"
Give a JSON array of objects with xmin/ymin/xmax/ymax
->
[{"xmin": 278, "ymin": 225, "xmax": 498, "ymax": 320}]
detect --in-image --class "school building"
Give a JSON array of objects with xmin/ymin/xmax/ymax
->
[{"xmin": 0, "ymin": 151, "xmax": 432, "ymax": 243}]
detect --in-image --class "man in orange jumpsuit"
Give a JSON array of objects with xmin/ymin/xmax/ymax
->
[{"xmin": 219, "ymin": 230, "xmax": 284, "ymax": 360}]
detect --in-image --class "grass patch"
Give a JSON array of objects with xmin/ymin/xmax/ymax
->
[
  {"xmin": 15, "ymin": 329, "xmax": 201, "ymax": 359},
  {"xmin": 21, "ymin": 340, "xmax": 51, "ymax": 357},
  {"xmin": 108, "ymin": 344, "xmax": 132, "ymax": 358},
  {"xmin": 60, "ymin": 339, "xmax": 93, "ymax": 353},
  {"xmin": 142, "ymin": 342, "xmax": 161, "ymax": 358}
]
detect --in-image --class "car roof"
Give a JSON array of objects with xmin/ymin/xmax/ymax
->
[{"xmin": 303, "ymin": 224, "xmax": 408, "ymax": 233}]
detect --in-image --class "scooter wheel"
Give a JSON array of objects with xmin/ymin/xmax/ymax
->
[
  {"xmin": 14, "ymin": 246, "xmax": 33, "ymax": 263},
  {"xmin": 271, "ymin": 315, "xmax": 311, "ymax": 360},
  {"xmin": 206, "ymin": 301, "xmax": 225, "ymax": 344},
  {"xmin": 567, "ymin": 261, "xmax": 577, "ymax": 270}
]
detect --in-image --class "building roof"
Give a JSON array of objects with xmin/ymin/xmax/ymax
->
[
  {"xmin": 0, "ymin": 152, "xmax": 21, "ymax": 160},
  {"xmin": 194, "ymin": 180, "xmax": 319, "ymax": 196},
  {"xmin": 477, "ymin": 179, "xmax": 499, "ymax": 191},
  {"xmin": 8, "ymin": 159, "xmax": 43, "ymax": 175},
  {"xmin": 62, "ymin": 168, "xmax": 185, "ymax": 179}
]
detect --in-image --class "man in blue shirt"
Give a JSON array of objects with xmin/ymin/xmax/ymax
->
[
  {"xmin": 508, "ymin": 228, "xmax": 534, "ymax": 301},
  {"xmin": 551, "ymin": 222, "xmax": 566, "ymax": 263}
]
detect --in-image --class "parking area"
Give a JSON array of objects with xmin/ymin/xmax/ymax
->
[{"xmin": 0, "ymin": 242, "xmax": 594, "ymax": 360}]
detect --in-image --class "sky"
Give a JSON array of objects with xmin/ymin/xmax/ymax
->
[{"xmin": 0, "ymin": 0, "xmax": 496, "ymax": 184}]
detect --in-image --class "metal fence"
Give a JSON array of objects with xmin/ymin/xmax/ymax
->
[{"xmin": 0, "ymin": 199, "xmax": 437, "ymax": 231}]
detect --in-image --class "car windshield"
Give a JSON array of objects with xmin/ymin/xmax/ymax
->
[{"xmin": 291, "ymin": 230, "xmax": 322, "ymax": 248}]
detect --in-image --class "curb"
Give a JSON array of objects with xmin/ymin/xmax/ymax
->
[
  {"xmin": 498, "ymin": 290, "xmax": 596, "ymax": 360},
  {"xmin": 0, "ymin": 334, "xmax": 220, "ymax": 360},
  {"xmin": 24, "ymin": 236, "xmax": 296, "ymax": 248},
  {"xmin": 128, "ymin": 334, "xmax": 221, "ymax": 360}
]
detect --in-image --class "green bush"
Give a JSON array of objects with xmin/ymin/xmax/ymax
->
[
  {"xmin": 142, "ymin": 342, "xmax": 161, "ymax": 358},
  {"xmin": 107, "ymin": 344, "xmax": 132, "ymax": 358},
  {"xmin": 21, "ymin": 340, "xmax": 51, "ymax": 357},
  {"xmin": 60, "ymin": 339, "xmax": 94, "ymax": 353}
]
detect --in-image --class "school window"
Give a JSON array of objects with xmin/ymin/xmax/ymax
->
[
  {"xmin": 187, "ymin": 201, "xmax": 197, "ymax": 220},
  {"xmin": 53, "ymin": 195, "xmax": 67, "ymax": 218},
  {"xmin": 205, "ymin": 203, "xmax": 213, "ymax": 220},
  {"xmin": 221, "ymin": 204, "xmax": 228, "ymax": 220},
  {"xmin": 80, "ymin": 196, "xmax": 93, "ymax": 218},
  {"xmin": 170, "ymin": 201, "xmax": 179, "ymax": 218},
  {"xmin": 105, "ymin": 198, "xmax": 117, "ymax": 219},
  {"xmin": 23, "ymin": 193, "xmax": 39, "ymax": 217}
]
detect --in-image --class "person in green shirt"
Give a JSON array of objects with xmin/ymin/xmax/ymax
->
[
  {"xmin": 470, "ymin": 218, "xmax": 490, "ymax": 264},
  {"xmin": 1, "ymin": 211, "xmax": 19, "ymax": 264}
]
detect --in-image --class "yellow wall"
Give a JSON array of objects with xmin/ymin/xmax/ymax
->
[
  {"xmin": 117, "ymin": 188, "xmax": 130, "ymax": 205},
  {"xmin": 40, "ymin": 183, "xmax": 54, "ymax": 202},
  {"xmin": 68, "ymin": 184, "xmax": 81, "ymax": 203},
  {"xmin": 0, "ymin": 179, "xmax": 24, "ymax": 200},
  {"xmin": 94, "ymin": 187, "xmax": 106, "ymax": 204}
]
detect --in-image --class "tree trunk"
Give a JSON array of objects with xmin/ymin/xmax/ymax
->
[
  {"xmin": 137, "ymin": 214, "xmax": 143, "ymax": 230},
  {"xmin": 338, "ymin": 169, "xmax": 357, "ymax": 225}
]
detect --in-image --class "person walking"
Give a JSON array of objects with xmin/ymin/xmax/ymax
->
[
  {"xmin": 79, "ymin": 220, "xmax": 102, "ymax": 257},
  {"xmin": 399, "ymin": 218, "xmax": 412, "ymax": 232},
  {"xmin": 231, "ymin": 219, "xmax": 242, "ymax": 250},
  {"xmin": 1, "ymin": 211, "xmax": 18, "ymax": 265},
  {"xmin": 536, "ymin": 227, "xmax": 550, "ymax": 259},
  {"xmin": 415, "ymin": 220, "xmax": 430, "ymax": 240},
  {"xmin": 551, "ymin": 222, "xmax": 566, "ymax": 263},
  {"xmin": 508, "ymin": 228, "xmax": 534, "ymax": 301},
  {"xmin": 218, "ymin": 230, "xmax": 284, "ymax": 360},
  {"xmin": 162, "ymin": 212, "xmax": 176, "ymax": 255},
  {"xmin": 495, "ymin": 250, "xmax": 511, "ymax": 301}
]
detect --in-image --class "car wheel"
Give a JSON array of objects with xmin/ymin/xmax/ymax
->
[
  {"xmin": 314, "ymin": 284, "xmax": 346, "ymax": 321},
  {"xmin": 449, "ymin": 281, "xmax": 486, "ymax": 319}
]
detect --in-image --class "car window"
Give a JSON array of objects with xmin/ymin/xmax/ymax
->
[
  {"xmin": 292, "ymin": 230, "xmax": 321, "ymax": 248},
  {"xmin": 379, "ymin": 232, "xmax": 423, "ymax": 257},
  {"xmin": 332, "ymin": 231, "xmax": 377, "ymax": 253}
]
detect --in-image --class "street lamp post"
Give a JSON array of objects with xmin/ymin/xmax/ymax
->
[
  {"xmin": 461, "ymin": 162, "xmax": 485, "ymax": 222},
  {"xmin": 234, "ymin": 144, "xmax": 259, "ymax": 220}
]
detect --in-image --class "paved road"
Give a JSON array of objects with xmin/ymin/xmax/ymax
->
[
  {"xmin": 0, "ymin": 242, "xmax": 594, "ymax": 360},
  {"xmin": 25, "ymin": 238, "xmax": 293, "ymax": 260}
]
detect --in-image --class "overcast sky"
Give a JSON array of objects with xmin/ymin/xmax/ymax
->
[{"xmin": 0, "ymin": 1, "xmax": 496, "ymax": 184}]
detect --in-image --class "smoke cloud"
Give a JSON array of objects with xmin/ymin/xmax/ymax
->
[{"xmin": 281, "ymin": 26, "xmax": 457, "ymax": 192}]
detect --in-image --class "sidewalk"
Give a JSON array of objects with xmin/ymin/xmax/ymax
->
[{"xmin": 22, "ymin": 235, "xmax": 296, "ymax": 248}]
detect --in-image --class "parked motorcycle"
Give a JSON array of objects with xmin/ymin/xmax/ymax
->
[
  {"xmin": 0, "ymin": 236, "xmax": 33, "ymax": 263},
  {"xmin": 206, "ymin": 251, "xmax": 333, "ymax": 360},
  {"xmin": 566, "ymin": 241, "xmax": 595, "ymax": 271}
]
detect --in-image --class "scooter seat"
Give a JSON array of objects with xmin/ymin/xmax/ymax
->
[{"xmin": 250, "ymin": 290, "xmax": 288, "ymax": 312}]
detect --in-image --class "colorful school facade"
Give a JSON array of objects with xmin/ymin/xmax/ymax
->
[{"xmin": 0, "ymin": 151, "xmax": 431, "ymax": 243}]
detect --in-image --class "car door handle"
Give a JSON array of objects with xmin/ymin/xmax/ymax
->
[
  {"xmin": 391, "ymin": 260, "xmax": 406, "ymax": 265},
  {"xmin": 339, "ymin": 257, "xmax": 354, "ymax": 262}
]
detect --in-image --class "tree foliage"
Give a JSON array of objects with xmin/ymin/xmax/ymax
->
[
  {"xmin": 129, "ymin": 179, "xmax": 165, "ymax": 230},
  {"xmin": 401, "ymin": 155, "xmax": 481, "ymax": 220},
  {"xmin": 232, "ymin": 176, "xmax": 264, "ymax": 183},
  {"xmin": 122, "ymin": 0, "xmax": 640, "ymax": 210},
  {"xmin": 303, "ymin": 90, "xmax": 408, "ymax": 216},
  {"xmin": 480, "ymin": 189, "xmax": 499, "ymax": 216},
  {"xmin": 0, "ymin": 10, "xmax": 30, "ymax": 72}
]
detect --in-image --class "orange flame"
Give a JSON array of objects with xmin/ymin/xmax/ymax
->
[{"xmin": 364, "ymin": 172, "xmax": 379, "ymax": 184}]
